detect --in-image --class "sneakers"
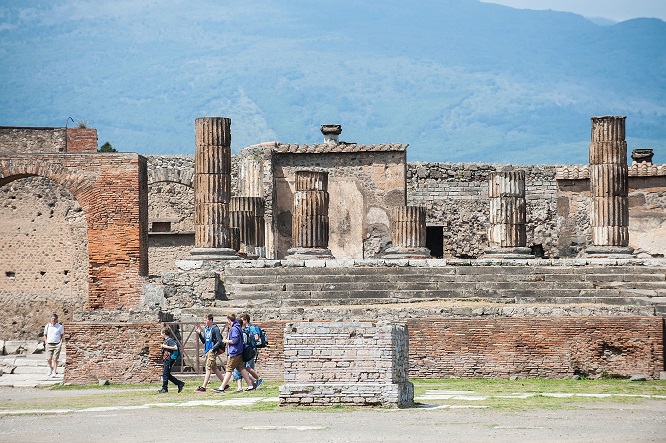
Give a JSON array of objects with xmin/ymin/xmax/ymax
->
[
  {"xmin": 157, "ymin": 389, "xmax": 168, "ymax": 394},
  {"xmin": 255, "ymin": 378, "xmax": 263, "ymax": 389},
  {"xmin": 177, "ymin": 382, "xmax": 185, "ymax": 393},
  {"xmin": 244, "ymin": 385, "xmax": 256, "ymax": 392},
  {"xmin": 47, "ymin": 369, "xmax": 53, "ymax": 377},
  {"xmin": 213, "ymin": 384, "xmax": 231, "ymax": 393},
  {"xmin": 195, "ymin": 386, "xmax": 206, "ymax": 392}
]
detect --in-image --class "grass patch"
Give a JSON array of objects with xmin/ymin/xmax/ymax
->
[{"xmin": 1, "ymin": 379, "xmax": 664, "ymax": 413}]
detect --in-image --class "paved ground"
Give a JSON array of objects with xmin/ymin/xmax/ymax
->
[{"xmin": 1, "ymin": 378, "xmax": 665, "ymax": 443}]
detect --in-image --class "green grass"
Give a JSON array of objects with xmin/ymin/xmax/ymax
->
[{"xmin": 1, "ymin": 379, "xmax": 664, "ymax": 414}]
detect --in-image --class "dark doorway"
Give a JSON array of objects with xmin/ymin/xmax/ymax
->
[{"xmin": 426, "ymin": 226, "xmax": 444, "ymax": 258}]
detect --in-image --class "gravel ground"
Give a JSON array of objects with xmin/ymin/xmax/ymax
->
[{"xmin": 0, "ymin": 387, "xmax": 665, "ymax": 443}]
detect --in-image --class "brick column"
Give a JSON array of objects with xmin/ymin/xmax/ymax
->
[
  {"xmin": 384, "ymin": 206, "xmax": 431, "ymax": 258},
  {"xmin": 286, "ymin": 171, "xmax": 333, "ymax": 259},
  {"xmin": 190, "ymin": 117, "xmax": 238, "ymax": 260},
  {"xmin": 586, "ymin": 116, "xmax": 633, "ymax": 258},
  {"xmin": 484, "ymin": 170, "xmax": 532, "ymax": 259}
]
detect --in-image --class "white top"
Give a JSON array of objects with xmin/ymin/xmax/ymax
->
[{"xmin": 44, "ymin": 322, "xmax": 64, "ymax": 344}]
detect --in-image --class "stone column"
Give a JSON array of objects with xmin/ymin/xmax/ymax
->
[
  {"xmin": 190, "ymin": 117, "xmax": 238, "ymax": 260},
  {"xmin": 484, "ymin": 171, "xmax": 532, "ymax": 259},
  {"xmin": 286, "ymin": 171, "xmax": 333, "ymax": 259},
  {"xmin": 238, "ymin": 153, "xmax": 264, "ymax": 198},
  {"xmin": 586, "ymin": 116, "xmax": 633, "ymax": 257},
  {"xmin": 230, "ymin": 196, "xmax": 266, "ymax": 257},
  {"xmin": 383, "ymin": 206, "xmax": 431, "ymax": 259}
]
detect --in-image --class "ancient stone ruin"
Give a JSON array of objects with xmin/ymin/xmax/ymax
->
[{"xmin": 1, "ymin": 116, "xmax": 665, "ymax": 391}]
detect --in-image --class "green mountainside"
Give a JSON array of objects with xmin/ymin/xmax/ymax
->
[{"xmin": 0, "ymin": 0, "xmax": 664, "ymax": 163}]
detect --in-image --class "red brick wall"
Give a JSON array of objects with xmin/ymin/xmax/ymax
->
[
  {"xmin": 407, "ymin": 317, "xmax": 664, "ymax": 379},
  {"xmin": 0, "ymin": 153, "xmax": 148, "ymax": 309},
  {"xmin": 65, "ymin": 322, "xmax": 162, "ymax": 384},
  {"xmin": 66, "ymin": 128, "xmax": 98, "ymax": 153},
  {"xmin": 254, "ymin": 317, "xmax": 664, "ymax": 381}
]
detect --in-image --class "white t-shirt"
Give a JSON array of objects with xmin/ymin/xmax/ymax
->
[{"xmin": 44, "ymin": 322, "xmax": 64, "ymax": 344}]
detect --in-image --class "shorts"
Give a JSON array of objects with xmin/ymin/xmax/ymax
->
[
  {"xmin": 204, "ymin": 350, "xmax": 218, "ymax": 371},
  {"xmin": 45, "ymin": 342, "xmax": 62, "ymax": 361},
  {"xmin": 233, "ymin": 359, "xmax": 255, "ymax": 381},
  {"xmin": 225, "ymin": 354, "xmax": 245, "ymax": 373}
]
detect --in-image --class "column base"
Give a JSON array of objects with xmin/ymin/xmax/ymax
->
[
  {"xmin": 285, "ymin": 247, "xmax": 334, "ymax": 260},
  {"xmin": 189, "ymin": 247, "xmax": 240, "ymax": 261},
  {"xmin": 584, "ymin": 246, "xmax": 634, "ymax": 259},
  {"xmin": 383, "ymin": 247, "xmax": 431, "ymax": 259},
  {"xmin": 483, "ymin": 246, "xmax": 534, "ymax": 259}
]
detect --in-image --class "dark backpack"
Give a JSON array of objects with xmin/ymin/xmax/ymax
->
[
  {"xmin": 255, "ymin": 327, "xmax": 268, "ymax": 349},
  {"xmin": 242, "ymin": 329, "xmax": 256, "ymax": 362}
]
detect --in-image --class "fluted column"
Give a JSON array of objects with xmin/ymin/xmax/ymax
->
[
  {"xmin": 484, "ymin": 171, "xmax": 532, "ymax": 258},
  {"xmin": 383, "ymin": 206, "xmax": 431, "ymax": 259},
  {"xmin": 230, "ymin": 196, "xmax": 266, "ymax": 257},
  {"xmin": 586, "ymin": 116, "xmax": 633, "ymax": 257},
  {"xmin": 286, "ymin": 171, "xmax": 333, "ymax": 259},
  {"xmin": 238, "ymin": 154, "xmax": 264, "ymax": 197},
  {"xmin": 190, "ymin": 117, "xmax": 238, "ymax": 260}
]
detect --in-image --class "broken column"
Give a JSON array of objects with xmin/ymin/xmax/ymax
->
[
  {"xmin": 229, "ymin": 196, "xmax": 266, "ymax": 257},
  {"xmin": 279, "ymin": 321, "xmax": 414, "ymax": 408},
  {"xmin": 286, "ymin": 171, "xmax": 333, "ymax": 260},
  {"xmin": 383, "ymin": 206, "xmax": 431, "ymax": 259},
  {"xmin": 484, "ymin": 170, "xmax": 532, "ymax": 258},
  {"xmin": 586, "ymin": 116, "xmax": 633, "ymax": 258},
  {"xmin": 190, "ymin": 117, "xmax": 238, "ymax": 260}
]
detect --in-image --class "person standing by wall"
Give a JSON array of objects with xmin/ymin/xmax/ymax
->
[
  {"xmin": 194, "ymin": 314, "xmax": 227, "ymax": 392},
  {"xmin": 157, "ymin": 326, "xmax": 185, "ymax": 394},
  {"xmin": 43, "ymin": 313, "xmax": 64, "ymax": 378}
]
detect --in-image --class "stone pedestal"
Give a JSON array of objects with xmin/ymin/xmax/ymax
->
[
  {"xmin": 279, "ymin": 322, "xmax": 414, "ymax": 408},
  {"xmin": 484, "ymin": 171, "xmax": 532, "ymax": 259},
  {"xmin": 287, "ymin": 171, "xmax": 333, "ymax": 259},
  {"xmin": 586, "ymin": 116, "xmax": 633, "ymax": 258},
  {"xmin": 191, "ymin": 117, "xmax": 238, "ymax": 260},
  {"xmin": 384, "ymin": 206, "xmax": 430, "ymax": 259}
]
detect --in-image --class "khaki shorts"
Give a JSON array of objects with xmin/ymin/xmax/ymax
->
[
  {"xmin": 204, "ymin": 350, "xmax": 218, "ymax": 371},
  {"xmin": 225, "ymin": 354, "xmax": 244, "ymax": 373},
  {"xmin": 45, "ymin": 342, "xmax": 62, "ymax": 361}
]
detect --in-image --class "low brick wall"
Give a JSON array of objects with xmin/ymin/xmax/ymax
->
[
  {"xmin": 407, "ymin": 317, "xmax": 665, "ymax": 379},
  {"xmin": 279, "ymin": 322, "xmax": 413, "ymax": 407},
  {"xmin": 65, "ymin": 322, "xmax": 162, "ymax": 384}
]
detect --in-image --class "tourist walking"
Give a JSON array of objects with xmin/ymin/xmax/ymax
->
[
  {"xmin": 231, "ymin": 313, "xmax": 263, "ymax": 391},
  {"xmin": 194, "ymin": 314, "xmax": 227, "ymax": 392},
  {"xmin": 43, "ymin": 313, "xmax": 64, "ymax": 378},
  {"xmin": 158, "ymin": 326, "xmax": 185, "ymax": 393},
  {"xmin": 215, "ymin": 314, "xmax": 255, "ymax": 392}
]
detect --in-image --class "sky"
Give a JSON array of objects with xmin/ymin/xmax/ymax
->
[{"xmin": 482, "ymin": 0, "xmax": 666, "ymax": 22}]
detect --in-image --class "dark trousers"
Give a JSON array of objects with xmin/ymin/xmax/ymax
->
[{"xmin": 162, "ymin": 358, "xmax": 182, "ymax": 390}]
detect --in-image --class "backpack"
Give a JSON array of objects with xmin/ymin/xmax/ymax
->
[
  {"xmin": 164, "ymin": 336, "xmax": 180, "ymax": 361},
  {"xmin": 241, "ymin": 328, "xmax": 256, "ymax": 362},
  {"xmin": 253, "ymin": 325, "xmax": 268, "ymax": 349}
]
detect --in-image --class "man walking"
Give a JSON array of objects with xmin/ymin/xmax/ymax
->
[
  {"xmin": 214, "ymin": 313, "xmax": 255, "ymax": 393},
  {"xmin": 194, "ymin": 314, "xmax": 227, "ymax": 392},
  {"xmin": 43, "ymin": 313, "xmax": 64, "ymax": 378}
]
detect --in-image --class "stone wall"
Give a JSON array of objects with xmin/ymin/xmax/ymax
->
[
  {"xmin": 279, "ymin": 321, "xmax": 413, "ymax": 407},
  {"xmin": 408, "ymin": 162, "xmax": 666, "ymax": 258},
  {"xmin": 65, "ymin": 322, "xmax": 162, "ymax": 384},
  {"xmin": 0, "ymin": 153, "xmax": 149, "ymax": 312},
  {"xmin": 0, "ymin": 127, "xmax": 67, "ymax": 153},
  {"xmin": 0, "ymin": 177, "xmax": 88, "ymax": 339},
  {"xmin": 407, "ymin": 317, "xmax": 664, "ymax": 379},
  {"xmin": 272, "ymin": 144, "xmax": 407, "ymax": 259}
]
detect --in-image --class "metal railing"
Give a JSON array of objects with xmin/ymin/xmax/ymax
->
[{"xmin": 163, "ymin": 322, "xmax": 227, "ymax": 374}]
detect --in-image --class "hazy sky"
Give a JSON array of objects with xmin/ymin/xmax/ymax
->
[{"xmin": 482, "ymin": 0, "xmax": 666, "ymax": 22}]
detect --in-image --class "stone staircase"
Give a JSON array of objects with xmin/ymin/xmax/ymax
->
[
  {"xmin": 219, "ymin": 259, "xmax": 666, "ymax": 313},
  {"xmin": 0, "ymin": 347, "xmax": 65, "ymax": 387}
]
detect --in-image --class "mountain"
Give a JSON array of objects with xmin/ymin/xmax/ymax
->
[{"xmin": 0, "ymin": 0, "xmax": 664, "ymax": 164}]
